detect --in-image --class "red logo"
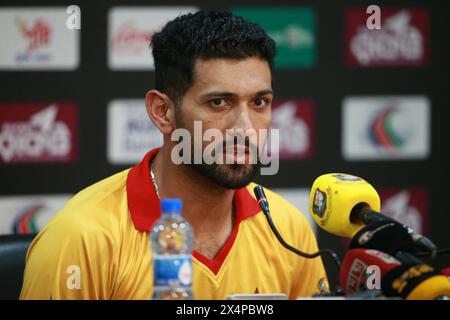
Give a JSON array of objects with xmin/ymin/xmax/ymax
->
[
  {"xmin": 379, "ymin": 188, "xmax": 429, "ymax": 236},
  {"xmin": 112, "ymin": 21, "xmax": 153, "ymax": 54},
  {"xmin": 346, "ymin": 259, "xmax": 367, "ymax": 294},
  {"xmin": 0, "ymin": 103, "xmax": 78, "ymax": 164},
  {"xmin": 16, "ymin": 18, "xmax": 52, "ymax": 52},
  {"xmin": 345, "ymin": 8, "xmax": 429, "ymax": 66},
  {"xmin": 271, "ymin": 99, "xmax": 315, "ymax": 159}
]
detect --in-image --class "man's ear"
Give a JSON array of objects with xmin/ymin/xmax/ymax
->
[{"xmin": 145, "ymin": 89, "xmax": 177, "ymax": 135}]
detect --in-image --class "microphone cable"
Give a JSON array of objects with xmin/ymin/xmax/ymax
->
[
  {"xmin": 253, "ymin": 185, "xmax": 343, "ymax": 295},
  {"xmin": 417, "ymin": 247, "xmax": 450, "ymax": 259}
]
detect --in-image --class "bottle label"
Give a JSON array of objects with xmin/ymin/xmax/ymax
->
[{"xmin": 153, "ymin": 254, "xmax": 192, "ymax": 287}]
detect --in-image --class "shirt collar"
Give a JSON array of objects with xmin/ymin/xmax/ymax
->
[{"xmin": 126, "ymin": 147, "xmax": 261, "ymax": 232}]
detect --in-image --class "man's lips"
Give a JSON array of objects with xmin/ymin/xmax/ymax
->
[
  {"xmin": 224, "ymin": 145, "xmax": 249, "ymax": 154},
  {"xmin": 222, "ymin": 145, "xmax": 252, "ymax": 164}
]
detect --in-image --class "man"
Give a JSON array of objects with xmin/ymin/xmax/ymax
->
[{"xmin": 20, "ymin": 10, "xmax": 327, "ymax": 299}]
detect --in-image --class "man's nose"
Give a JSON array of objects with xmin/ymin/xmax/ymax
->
[{"xmin": 232, "ymin": 104, "xmax": 254, "ymax": 132}]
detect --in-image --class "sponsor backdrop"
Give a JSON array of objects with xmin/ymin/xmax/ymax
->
[{"xmin": 0, "ymin": 0, "xmax": 449, "ymax": 289}]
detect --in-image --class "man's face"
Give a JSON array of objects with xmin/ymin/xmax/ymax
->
[{"xmin": 175, "ymin": 57, "xmax": 273, "ymax": 189}]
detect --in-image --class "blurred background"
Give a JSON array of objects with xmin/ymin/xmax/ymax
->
[{"xmin": 1, "ymin": 0, "xmax": 449, "ymax": 290}]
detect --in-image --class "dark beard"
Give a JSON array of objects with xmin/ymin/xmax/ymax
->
[{"xmin": 191, "ymin": 161, "xmax": 260, "ymax": 190}]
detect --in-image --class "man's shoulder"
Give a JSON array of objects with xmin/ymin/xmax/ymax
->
[
  {"xmin": 26, "ymin": 170, "xmax": 134, "ymax": 267},
  {"xmin": 66, "ymin": 169, "xmax": 130, "ymax": 209},
  {"xmin": 46, "ymin": 169, "xmax": 131, "ymax": 231}
]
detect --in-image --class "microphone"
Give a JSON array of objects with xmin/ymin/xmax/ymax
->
[
  {"xmin": 340, "ymin": 248, "xmax": 401, "ymax": 295},
  {"xmin": 349, "ymin": 220, "xmax": 423, "ymax": 264},
  {"xmin": 254, "ymin": 185, "xmax": 270, "ymax": 214},
  {"xmin": 340, "ymin": 248, "xmax": 450, "ymax": 299},
  {"xmin": 253, "ymin": 185, "xmax": 342, "ymax": 295},
  {"xmin": 350, "ymin": 207, "xmax": 436, "ymax": 258},
  {"xmin": 309, "ymin": 173, "xmax": 436, "ymax": 257},
  {"xmin": 381, "ymin": 263, "xmax": 450, "ymax": 300},
  {"xmin": 254, "ymin": 185, "xmax": 340, "ymax": 266}
]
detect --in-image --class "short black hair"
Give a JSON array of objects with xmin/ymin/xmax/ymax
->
[{"xmin": 151, "ymin": 10, "xmax": 276, "ymax": 106}]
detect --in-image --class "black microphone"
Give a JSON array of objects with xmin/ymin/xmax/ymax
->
[
  {"xmin": 350, "ymin": 204, "xmax": 437, "ymax": 258},
  {"xmin": 254, "ymin": 184, "xmax": 270, "ymax": 214},
  {"xmin": 349, "ymin": 220, "xmax": 424, "ymax": 265},
  {"xmin": 253, "ymin": 185, "xmax": 342, "ymax": 295}
]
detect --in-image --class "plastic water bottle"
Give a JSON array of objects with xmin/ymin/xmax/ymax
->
[{"xmin": 151, "ymin": 198, "xmax": 194, "ymax": 300}]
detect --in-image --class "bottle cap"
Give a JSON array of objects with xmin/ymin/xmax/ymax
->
[{"xmin": 161, "ymin": 198, "xmax": 182, "ymax": 214}]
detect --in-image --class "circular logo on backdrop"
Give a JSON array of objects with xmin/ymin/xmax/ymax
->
[{"xmin": 13, "ymin": 203, "xmax": 43, "ymax": 234}]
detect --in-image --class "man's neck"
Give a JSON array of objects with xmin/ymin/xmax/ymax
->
[{"xmin": 152, "ymin": 146, "xmax": 236, "ymax": 258}]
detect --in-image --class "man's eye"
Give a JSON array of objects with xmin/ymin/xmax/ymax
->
[
  {"xmin": 254, "ymin": 98, "xmax": 268, "ymax": 108},
  {"xmin": 209, "ymin": 98, "xmax": 226, "ymax": 107}
]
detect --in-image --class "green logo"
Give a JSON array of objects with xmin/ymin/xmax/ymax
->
[{"xmin": 231, "ymin": 7, "xmax": 316, "ymax": 68}]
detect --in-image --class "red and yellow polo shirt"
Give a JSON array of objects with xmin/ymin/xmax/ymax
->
[{"xmin": 20, "ymin": 148, "xmax": 327, "ymax": 300}]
